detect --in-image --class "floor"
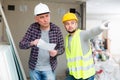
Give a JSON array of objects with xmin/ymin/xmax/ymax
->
[{"xmin": 27, "ymin": 76, "xmax": 65, "ymax": 80}]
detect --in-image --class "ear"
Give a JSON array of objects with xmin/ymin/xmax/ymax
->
[
  {"xmin": 75, "ymin": 21, "xmax": 78, "ymax": 28},
  {"xmin": 35, "ymin": 16, "xmax": 38, "ymax": 22}
]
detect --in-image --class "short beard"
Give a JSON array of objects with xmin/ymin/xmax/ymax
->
[{"xmin": 67, "ymin": 29, "xmax": 76, "ymax": 34}]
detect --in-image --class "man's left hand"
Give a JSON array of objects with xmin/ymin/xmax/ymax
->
[{"xmin": 49, "ymin": 50, "xmax": 58, "ymax": 57}]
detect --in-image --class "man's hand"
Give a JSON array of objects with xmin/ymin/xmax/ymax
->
[
  {"xmin": 49, "ymin": 50, "xmax": 58, "ymax": 57},
  {"xmin": 100, "ymin": 20, "xmax": 110, "ymax": 30},
  {"xmin": 30, "ymin": 39, "xmax": 39, "ymax": 46}
]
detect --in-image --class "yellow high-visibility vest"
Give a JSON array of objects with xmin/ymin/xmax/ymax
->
[{"xmin": 65, "ymin": 29, "xmax": 95, "ymax": 79}]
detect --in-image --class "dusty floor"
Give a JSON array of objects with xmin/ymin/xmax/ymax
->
[{"xmin": 27, "ymin": 76, "xmax": 65, "ymax": 80}]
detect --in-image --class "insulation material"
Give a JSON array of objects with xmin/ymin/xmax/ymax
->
[{"xmin": 0, "ymin": 45, "xmax": 19, "ymax": 80}]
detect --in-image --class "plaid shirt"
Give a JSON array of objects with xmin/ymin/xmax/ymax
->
[{"xmin": 19, "ymin": 22, "xmax": 64, "ymax": 71}]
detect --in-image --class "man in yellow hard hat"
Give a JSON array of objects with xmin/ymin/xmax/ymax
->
[{"xmin": 62, "ymin": 12, "xmax": 109, "ymax": 80}]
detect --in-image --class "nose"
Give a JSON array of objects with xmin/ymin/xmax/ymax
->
[{"xmin": 43, "ymin": 17, "xmax": 47, "ymax": 22}]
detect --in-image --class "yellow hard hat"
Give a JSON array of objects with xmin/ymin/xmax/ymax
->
[{"xmin": 62, "ymin": 12, "xmax": 78, "ymax": 23}]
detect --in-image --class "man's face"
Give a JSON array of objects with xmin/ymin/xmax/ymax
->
[
  {"xmin": 64, "ymin": 20, "xmax": 78, "ymax": 33},
  {"xmin": 35, "ymin": 13, "xmax": 50, "ymax": 28}
]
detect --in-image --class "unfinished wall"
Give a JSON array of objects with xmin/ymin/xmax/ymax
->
[{"xmin": 2, "ymin": 0, "xmax": 80, "ymax": 78}]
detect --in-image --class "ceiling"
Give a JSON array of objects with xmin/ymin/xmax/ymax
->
[
  {"xmin": 86, "ymin": 0, "xmax": 120, "ymax": 19},
  {"xmin": 87, "ymin": 0, "xmax": 120, "ymax": 14}
]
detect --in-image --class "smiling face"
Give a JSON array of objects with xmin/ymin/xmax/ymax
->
[
  {"xmin": 63, "ymin": 20, "xmax": 78, "ymax": 34},
  {"xmin": 35, "ymin": 13, "xmax": 50, "ymax": 30}
]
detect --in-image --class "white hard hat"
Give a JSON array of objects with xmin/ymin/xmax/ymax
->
[{"xmin": 34, "ymin": 3, "xmax": 50, "ymax": 16}]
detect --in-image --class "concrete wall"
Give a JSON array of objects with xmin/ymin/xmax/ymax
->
[{"xmin": 2, "ymin": 0, "xmax": 80, "ymax": 78}]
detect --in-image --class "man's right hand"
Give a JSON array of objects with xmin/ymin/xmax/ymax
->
[
  {"xmin": 30, "ymin": 39, "xmax": 39, "ymax": 46},
  {"xmin": 100, "ymin": 20, "xmax": 110, "ymax": 30}
]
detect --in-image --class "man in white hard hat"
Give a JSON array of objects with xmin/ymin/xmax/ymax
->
[{"xmin": 19, "ymin": 3, "xmax": 64, "ymax": 80}]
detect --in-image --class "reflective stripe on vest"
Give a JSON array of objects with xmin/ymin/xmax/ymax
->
[{"xmin": 65, "ymin": 29, "xmax": 95, "ymax": 79}]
